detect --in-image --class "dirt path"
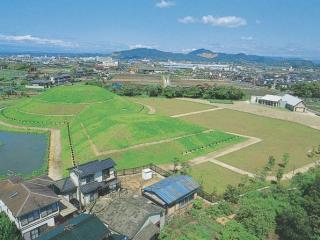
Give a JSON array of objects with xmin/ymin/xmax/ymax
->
[
  {"xmin": 171, "ymin": 107, "xmax": 223, "ymax": 118},
  {"xmin": 0, "ymin": 118, "xmax": 63, "ymax": 180},
  {"xmin": 133, "ymin": 101, "xmax": 156, "ymax": 114}
]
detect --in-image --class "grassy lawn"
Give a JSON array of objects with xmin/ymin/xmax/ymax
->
[
  {"xmin": 190, "ymin": 162, "xmax": 245, "ymax": 194},
  {"xmin": 305, "ymin": 99, "xmax": 320, "ymax": 112},
  {"xmin": 0, "ymin": 85, "xmax": 245, "ymax": 180},
  {"xmin": 0, "ymin": 69, "xmax": 26, "ymax": 82},
  {"xmin": 107, "ymin": 131, "xmax": 244, "ymax": 170},
  {"xmin": 129, "ymin": 97, "xmax": 215, "ymax": 116},
  {"xmin": 182, "ymin": 109, "xmax": 320, "ymax": 173}
]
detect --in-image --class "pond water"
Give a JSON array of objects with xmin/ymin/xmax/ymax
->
[{"xmin": 0, "ymin": 131, "xmax": 48, "ymax": 176}]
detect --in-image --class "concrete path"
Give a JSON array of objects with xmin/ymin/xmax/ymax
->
[
  {"xmin": 0, "ymin": 118, "xmax": 63, "ymax": 180},
  {"xmin": 189, "ymin": 134, "xmax": 261, "ymax": 178},
  {"xmin": 171, "ymin": 107, "xmax": 223, "ymax": 118}
]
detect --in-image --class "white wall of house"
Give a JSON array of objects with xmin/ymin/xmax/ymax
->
[{"xmin": 0, "ymin": 200, "xmax": 20, "ymax": 228}]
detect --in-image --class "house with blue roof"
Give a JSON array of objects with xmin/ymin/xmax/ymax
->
[{"xmin": 142, "ymin": 175, "xmax": 199, "ymax": 215}]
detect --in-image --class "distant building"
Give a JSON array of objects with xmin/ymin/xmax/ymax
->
[
  {"xmin": 51, "ymin": 159, "xmax": 120, "ymax": 207},
  {"xmin": 142, "ymin": 175, "xmax": 199, "ymax": 215},
  {"xmin": 251, "ymin": 94, "xmax": 306, "ymax": 112},
  {"xmin": 281, "ymin": 94, "xmax": 306, "ymax": 112},
  {"xmin": 50, "ymin": 74, "xmax": 72, "ymax": 85},
  {"xmin": 37, "ymin": 214, "xmax": 113, "ymax": 240},
  {"xmin": 0, "ymin": 176, "xmax": 76, "ymax": 240},
  {"xmin": 94, "ymin": 196, "xmax": 164, "ymax": 240}
]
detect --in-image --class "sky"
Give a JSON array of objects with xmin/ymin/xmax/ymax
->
[{"xmin": 0, "ymin": 0, "xmax": 319, "ymax": 59}]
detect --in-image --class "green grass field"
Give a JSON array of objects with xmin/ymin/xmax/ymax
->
[
  {"xmin": 190, "ymin": 162, "xmax": 245, "ymax": 194},
  {"xmin": 0, "ymin": 69, "xmax": 26, "ymax": 82},
  {"xmin": 0, "ymin": 85, "xmax": 243, "ymax": 178},
  {"xmin": 129, "ymin": 97, "xmax": 215, "ymax": 116}
]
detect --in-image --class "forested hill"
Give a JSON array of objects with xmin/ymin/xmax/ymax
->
[{"xmin": 111, "ymin": 48, "xmax": 315, "ymax": 66}]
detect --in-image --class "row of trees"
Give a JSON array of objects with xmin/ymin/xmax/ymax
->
[
  {"xmin": 290, "ymin": 82, "xmax": 320, "ymax": 98},
  {"xmin": 109, "ymin": 84, "xmax": 245, "ymax": 100}
]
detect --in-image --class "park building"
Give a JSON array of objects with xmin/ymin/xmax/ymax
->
[{"xmin": 251, "ymin": 94, "xmax": 306, "ymax": 112}]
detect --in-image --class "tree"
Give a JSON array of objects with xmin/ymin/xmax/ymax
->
[
  {"xmin": 223, "ymin": 185, "xmax": 240, "ymax": 204},
  {"xmin": 221, "ymin": 221, "xmax": 259, "ymax": 240},
  {"xmin": 276, "ymin": 205, "xmax": 313, "ymax": 240},
  {"xmin": 0, "ymin": 213, "xmax": 21, "ymax": 240},
  {"xmin": 236, "ymin": 195, "xmax": 279, "ymax": 239}
]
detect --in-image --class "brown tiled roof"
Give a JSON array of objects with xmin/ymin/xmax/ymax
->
[{"xmin": 0, "ymin": 178, "xmax": 60, "ymax": 218}]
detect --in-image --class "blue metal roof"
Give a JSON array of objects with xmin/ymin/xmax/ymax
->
[{"xmin": 143, "ymin": 175, "xmax": 199, "ymax": 206}]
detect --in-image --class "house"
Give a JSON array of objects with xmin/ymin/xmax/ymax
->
[
  {"xmin": 50, "ymin": 74, "xmax": 72, "ymax": 85},
  {"xmin": 37, "ymin": 214, "xmax": 113, "ymax": 240},
  {"xmin": 93, "ymin": 196, "xmax": 165, "ymax": 240},
  {"xmin": 281, "ymin": 94, "xmax": 306, "ymax": 112},
  {"xmin": 51, "ymin": 158, "xmax": 120, "ymax": 206},
  {"xmin": 0, "ymin": 176, "xmax": 61, "ymax": 240},
  {"xmin": 142, "ymin": 175, "xmax": 199, "ymax": 215}
]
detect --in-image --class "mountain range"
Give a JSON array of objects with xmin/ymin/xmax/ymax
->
[{"xmin": 112, "ymin": 48, "xmax": 315, "ymax": 66}]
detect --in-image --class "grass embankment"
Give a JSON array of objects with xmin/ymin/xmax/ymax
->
[{"xmin": 0, "ymin": 85, "xmax": 244, "ymax": 181}]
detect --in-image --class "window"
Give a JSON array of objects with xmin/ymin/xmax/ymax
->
[
  {"xmin": 20, "ymin": 210, "xmax": 40, "ymax": 226},
  {"xmin": 25, "ymin": 224, "xmax": 48, "ymax": 240},
  {"xmin": 102, "ymin": 169, "xmax": 110, "ymax": 180},
  {"xmin": 40, "ymin": 203, "xmax": 58, "ymax": 218},
  {"xmin": 89, "ymin": 192, "xmax": 95, "ymax": 202},
  {"xmin": 82, "ymin": 174, "xmax": 94, "ymax": 184}
]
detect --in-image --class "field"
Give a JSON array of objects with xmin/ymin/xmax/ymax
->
[
  {"xmin": 190, "ymin": 162, "xmax": 245, "ymax": 194},
  {"xmin": 129, "ymin": 97, "xmax": 214, "ymax": 116},
  {"xmin": 133, "ymin": 98, "xmax": 320, "ymax": 193},
  {"xmin": 0, "ymin": 69, "xmax": 26, "ymax": 82},
  {"xmin": 0, "ymin": 85, "xmax": 244, "ymax": 179}
]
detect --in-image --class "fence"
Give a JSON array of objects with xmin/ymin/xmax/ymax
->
[
  {"xmin": 117, "ymin": 163, "xmax": 173, "ymax": 177},
  {"xmin": 117, "ymin": 163, "xmax": 219, "ymax": 203}
]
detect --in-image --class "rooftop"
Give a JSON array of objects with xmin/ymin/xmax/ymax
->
[
  {"xmin": 282, "ymin": 94, "xmax": 303, "ymax": 106},
  {"xmin": 70, "ymin": 158, "xmax": 116, "ymax": 178},
  {"xmin": 143, "ymin": 175, "xmax": 199, "ymax": 206},
  {"xmin": 0, "ymin": 178, "xmax": 60, "ymax": 217},
  {"xmin": 37, "ymin": 214, "xmax": 111, "ymax": 240},
  {"xmin": 93, "ymin": 196, "xmax": 163, "ymax": 239},
  {"xmin": 260, "ymin": 94, "xmax": 282, "ymax": 102}
]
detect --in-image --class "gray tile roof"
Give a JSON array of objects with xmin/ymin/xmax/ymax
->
[
  {"xmin": 133, "ymin": 223, "xmax": 159, "ymax": 240},
  {"xmin": 53, "ymin": 177, "xmax": 76, "ymax": 194},
  {"xmin": 94, "ymin": 196, "xmax": 163, "ymax": 239},
  {"xmin": 0, "ymin": 179, "xmax": 60, "ymax": 217},
  {"xmin": 70, "ymin": 158, "xmax": 116, "ymax": 178}
]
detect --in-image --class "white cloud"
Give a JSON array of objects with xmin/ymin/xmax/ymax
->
[
  {"xmin": 181, "ymin": 48, "xmax": 197, "ymax": 53},
  {"xmin": 129, "ymin": 44, "xmax": 157, "ymax": 49},
  {"xmin": 156, "ymin": 0, "xmax": 175, "ymax": 8},
  {"xmin": 0, "ymin": 34, "xmax": 76, "ymax": 47},
  {"xmin": 241, "ymin": 36, "xmax": 254, "ymax": 41},
  {"xmin": 202, "ymin": 15, "xmax": 247, "ymax": 28},
  {"xmin": 178, "ymin": 16, "xmax": 197, "ymax": 24}
]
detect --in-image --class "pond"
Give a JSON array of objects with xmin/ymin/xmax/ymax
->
[{"xmin": 0, "ymin": 131, "xmax": 48, "ymax": 176}]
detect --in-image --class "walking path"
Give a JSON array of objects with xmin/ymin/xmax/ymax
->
[
  {"xmin": 189, "ymin": 133, "xmax": 261, "ymax": 178},
  {"xmin": 0, "ymin": 117, "xmax": 62, "ymax": 180},
  {"xmin": 171, "ymin": 107, "xmax": 223, "ymax": 118},
  {"xmin": 133, "ymin": 101, "xmax": 156, "ymax": 114}
]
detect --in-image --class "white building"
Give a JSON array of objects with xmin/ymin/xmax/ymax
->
[
  {"xmin": 251, "ymin": 94, "xmax": 306, "ymax": 112},
  {"xmin": 52, "ymin": 158, "xmax": 119, "ymax": 206}
]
